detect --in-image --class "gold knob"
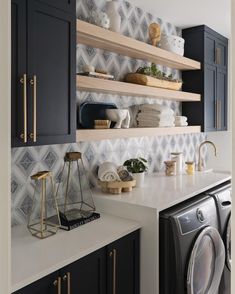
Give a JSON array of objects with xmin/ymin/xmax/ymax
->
[{"xmin": 53, "ymin": 280, "xmax": 58, "ymax": 286}]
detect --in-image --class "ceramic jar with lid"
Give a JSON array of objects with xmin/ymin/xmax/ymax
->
[{"xmin": 171, "ymin": 152, "xmax": 183, "ymax": 174}]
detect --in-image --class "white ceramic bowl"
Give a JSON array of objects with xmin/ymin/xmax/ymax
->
[{"xmin": 161, "ymin": 34, "xmax": 185, "ymax": 56}]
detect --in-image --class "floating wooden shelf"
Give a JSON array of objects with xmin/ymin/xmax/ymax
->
[
  {"xmin": 77, "ymin": 76, "xmax": 201, "ymax": 102},
  {"xmin": 77, "ymin": 20, "xmax": 201, "ymax": 71},
  {"xmin": 76, "ymin": 126, "xmax": 201, "ymax": 142}
]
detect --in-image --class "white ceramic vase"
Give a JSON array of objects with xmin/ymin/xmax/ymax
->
[
  {"xmin": 106, "ymin": 1, "xmax": 121, "ymax": 33},
  {"xmin": 132, "ymin": 172, "xmax": 145, "ymax": 188}
]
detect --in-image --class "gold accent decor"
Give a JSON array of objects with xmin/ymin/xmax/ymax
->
[
  {"xmin": 28, "ymin": 171, "xmax": 60, "ymax": 239},
  {"xmin": 149, "ymin": 23, "xmax": 161, "ymax": 47}
]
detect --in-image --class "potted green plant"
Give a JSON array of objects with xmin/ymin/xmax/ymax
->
[{"xmin": 123, "ymin": 157, "xmax": 148, "ymax": 187}]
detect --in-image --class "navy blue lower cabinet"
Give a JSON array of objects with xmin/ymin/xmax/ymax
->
[
  {"xmin": 60, "ymin": 248, "xmax": 106, "ymax": 294},
  {"xmin": 107, "ymin": 231, "xmax": 140, "ymax": 294},
  {"xmin": 13, "ymin": 231, "xmax": 140, "ymax": 294},
  {"xmin": 182, "ymin": 25, "xmax": 228, "ymax": 132},
  {"xmin": 13, "ymin": 271, "xmax": 59, "ymax": 294}
]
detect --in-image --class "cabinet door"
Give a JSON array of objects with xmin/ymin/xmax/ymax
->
[
  {"xmin": 205, "ymin": 33, "xmax": 216, "ymax": 66},
  {"xmin": 216, "ymin": 68, "xmax": 228, "ymax": 131},
  {"xmin": 60, "ymin": 248, "xmax": 106, "ymax": 294},
  {"xmin": 35, "ymin": 0, "xmax": 76, "ymax": 13},
  {"xmin": 27, "ymin": 0, "xmax": 76, "ymax": 146},
  {"xmin": 204, "ymin": 64, "xmax": 217, "ymax": 132},
  {"xmin": 215, "ymin": 40, "xmax": 228, "ymax": 69},
  {"xmin": 11, "ymin": 0, "xmax": 27, "ymax": 147},
  {"xmin": 107, "ymin": 230, "xmax": 140, "ymax": 294},
  {"xmin": 13, "ymin": 272, "xmax": 59, "ymax": 294}
]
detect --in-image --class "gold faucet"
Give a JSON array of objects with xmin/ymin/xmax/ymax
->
[{"xmin": 198, "ymin": 140, "xmax": 217, "ymax": 171}]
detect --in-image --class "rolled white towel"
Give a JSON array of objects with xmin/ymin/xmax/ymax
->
[
  {"xmin": 98, "ymin": 162, "xmax": 121, "ymax": 182},
  {"xmin": 175, "ymin": 116, "xmax": 188, "ymax": 123},
  {"xmin": 175, "ymin": 121, "xmax": 188, "ymax": 127}
]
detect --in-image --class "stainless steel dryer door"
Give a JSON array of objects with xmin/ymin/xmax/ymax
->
[
  {"xmin": 187, "ymin": 226, "xmax": 225, "ymax": 294},
  {"xmin": 225, "ymin": 215, "xmax": 231, "ymax": 271}
]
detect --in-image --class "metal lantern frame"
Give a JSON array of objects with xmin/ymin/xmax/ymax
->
[
  {"xmin": 28, "ymin": 171, "xmax": 60, "ymax": 239},
  {"xmin": 56, "ymin": 152, "xmax": 95, "ymax": 219}
]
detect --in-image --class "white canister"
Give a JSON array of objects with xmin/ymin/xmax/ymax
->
[
  {"xmin": 171, "ymin": 152, "xmax": 183, "ymax": 174},
  {"xmin": 106, "ymin": 1, "xmax": 121, "ymax": 33}
]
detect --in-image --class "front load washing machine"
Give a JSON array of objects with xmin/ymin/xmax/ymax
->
[
  {"xmin": 160, "ymin": 195, "xmax": 225, "ymax": 294},
  {"xmin": 206, "ymin": 181, "xmax": 231, "ymax": 294}
]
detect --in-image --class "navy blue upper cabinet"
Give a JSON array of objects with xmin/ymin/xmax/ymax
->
[
  {"xmin": 11, "ymin": 0, "xmax": 76, "ymax": 147},
  {"xmin": 182, "ymin": 25, "xmax": 228, "ymax": 132},
  {"xmin": 35, "ymin": 0, "xmax": 76, "ymax": 13}
]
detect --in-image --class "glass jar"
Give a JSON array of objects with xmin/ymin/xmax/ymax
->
[
  {"xmin": 185, "ymin": 161, "xmax": 195, "ymax": 175},
  {"xmin": 164, "ymin": 161, "xmax": 177, "ymax": 176}
]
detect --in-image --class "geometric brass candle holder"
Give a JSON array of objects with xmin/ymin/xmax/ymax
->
[
  {"xmin": 56, "ymin": 152, "xmax": 99, "ymax": 230},
  {"xmin": 28, "ymin": 171, "xmax": 60, "ymax": 239}
]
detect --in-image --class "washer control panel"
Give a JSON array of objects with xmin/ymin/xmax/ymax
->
[{"xmin": 177, "ymin": 198, "xmax": 216, "ymax": 235}]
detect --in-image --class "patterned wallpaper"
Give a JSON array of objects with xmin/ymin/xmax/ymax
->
[{"xmin": 11, "ymin": 0, "xmax": 207, "ymax": 225}]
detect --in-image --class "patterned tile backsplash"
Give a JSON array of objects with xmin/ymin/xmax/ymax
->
[{"xmin": 11, "ymin": 0, "xmax": 207, "ymax": 225}]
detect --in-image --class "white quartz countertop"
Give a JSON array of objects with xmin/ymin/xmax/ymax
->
[
  {"xmin": 93, "ymin": 171, "xmax": 231, "ymax": 211},
  {"xmin": 12, "ymin": 213, "xmax": 140, "ymax": 293}
]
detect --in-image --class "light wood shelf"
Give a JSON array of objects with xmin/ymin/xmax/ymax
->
[
  {"xmin": 76, "ymin": 126, "xmax": 201, "ymax": 142},
  {"xmin": 77, "ymin": 76, "xmax": 201, "ymax": 102},
  {"xmin": 77, "ymin": 20, "xmax": 201, "ymax": 71}
]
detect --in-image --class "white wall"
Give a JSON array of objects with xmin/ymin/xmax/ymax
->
[
  {"xmin": 0, "ymin": 0, "xmax": 11, "ymax": 293},
  {"xmin": 131, "ymin": 0, "xmax": 230, "ymax": 37}
]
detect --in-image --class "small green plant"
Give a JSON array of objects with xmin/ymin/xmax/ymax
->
[
  {"xmin": 136, "ymin": 63, "xmax": 182, "ymax": 82},
  {"xmin": 123, "ymin": 158, "xmax": 148, "ymax": 173}
]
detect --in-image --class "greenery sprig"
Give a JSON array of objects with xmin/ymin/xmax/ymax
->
[{"xmin": 136, "ymin": 63, "xmax": 182, "ymax": 82}]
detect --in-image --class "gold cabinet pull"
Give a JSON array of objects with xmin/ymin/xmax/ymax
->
[
  {"xmin": 20, "ymin": 74, "xmax": 27, "ymax": 143},
  {"xmin": 110, "ymin": 249, "xmax": 117, "ymax": 294},
  {"xmin": 53, "ymin": 277, "xmax": 61, "ymax": 294},
  {"xmin": 30, "ymin": 75, "xmax": 37, "ymax": 142},
  {"xmin": 217, "ymin": 99, "xmax": 222, "ymax": 130},
  {"xmin": 63, "ymin": 272, "xmax": 71, "ymax": 294},
  {"xmin": 215, "ymin": 47, "xmax": 221, "ymax": 65}
]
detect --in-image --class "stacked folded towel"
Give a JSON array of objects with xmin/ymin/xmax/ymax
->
[
  {"xmin": 136, "ymin": 104, "xmax": 175, "ymax": 127},
  {"xmin": 175, "ymin": 116, "xmax": 188, "ymax": 127},
  {"xmin": 98, "ymin": 162, "xmax": 121, "ymax": 182}
]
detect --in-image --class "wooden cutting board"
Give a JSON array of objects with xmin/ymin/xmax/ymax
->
[{"xmin": 125, "ymin": 73, "xmax": 182, "ymax": 91}]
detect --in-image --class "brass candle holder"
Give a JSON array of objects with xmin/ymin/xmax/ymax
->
[{"xmin": 28, "ymin": 171, "xmax": 60, "ymax": 239}]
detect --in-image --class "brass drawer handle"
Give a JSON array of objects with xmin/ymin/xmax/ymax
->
[
  {"xmin": 63, "ymin": 272, "xmax": 71, "ymax": 294},
  {"xmin": 215, "ymin": 47, "xmax": 221, "ymax": 65},
  {"xmin": 53, "ymin": 277, "xmax": 61, "ymax": 294},
  {"xmin": 20, "ymin": 74, "xmax": 27, "ymax": 143},
  {"xmin": 110, "ymin": 249, "xmax": 117, "ymax": 294},
  {"xmin": 30, "ymin": 75, "xmax": 37, "ymax": 142}
]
